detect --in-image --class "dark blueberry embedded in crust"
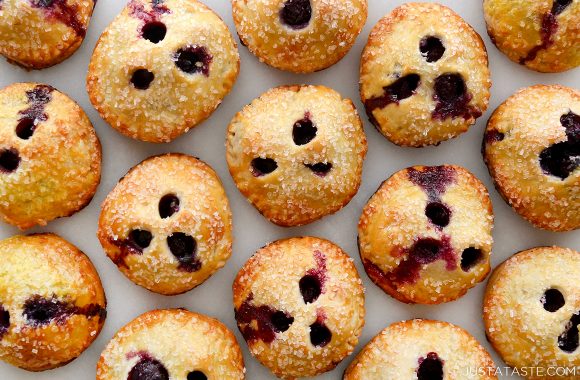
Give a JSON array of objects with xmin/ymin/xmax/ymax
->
[
  {"xmin": 539, "ymin": 111, "xmax": 579, "ymax": 180},
  {"xmin": 432, "ymin": 73, "xmax": 480, "ymax": 120},
  {"xmin": 142, "ymin": 21, "xmax": 167, "ymax": 43},
  {"xmin": 0, "ymin": 149, "xmax": 20, "ymax": 173},
  {"xmin": 365, "ymin": 74, "xmax": 421, "ymax": 125},
  {"xmin": 292, "ymin": 113, "xmax": 317, "ymax": 145},
  {"xmin": 131, "ymin": 69, "xmax": 155, "ymax": 90},
  {"xmin": 425, "ymin": 202, "xmax": 450, "ymax": 228},
  {"xmin": 251, "ymin": 158, "xmax": 278, "ymax": 176},
  {"xmin": 460, "ymin": 247, "xmax": 483, "ymax": 272},
  {"xmin": 23, "ymin": 296, "xmax": 70, "ymax": 326},
  {"xmin": 484, "ymin": 129, "xmax": 505, "ymax": 144},
  {"xmin": 411, "ymin": 238, "xmax": 442, "ymax": 264},
  {"xmin": 174, "ymin": 46, "xmax": 212, "ymax": 76},
  {"xmin": 419, "ymin": 36, "xmax": 445, "ymax": 63},
  {"xmin": 271, "ymin": 311, "xmax": 294, "ymax": 333},
  {"xmin": 309, "ymin": 321, "xmax": 332, "ymax": 347},
  {"xmin": 280, "ymin": 0, "xmax": 312, "ymax": 29},
  {"xmin": 558, "ymin": 312, "xmax": 580, "ymax": 353},
  {"xmin": 16, "ymin": 118, "xmax": 36, "ymax": 140},
  {"xmin": 128, "ymin": 356, "xmax": 169, "ymax": 380},
  {"xmin": 187, "ymin": 371, "xmax": 207, "ymax": 380},
  {"xmin": 128, "ymin": 229, "xmax": 153, "ymax": 253},
  {"xmin": 299, "ymin": 274, "xmax": 321, "ymax": 304},
  {"xmin": 552, "ymin": 0, "xmax": 573, "ymax": 16},
  {"xmin": 417, "ymin": 352, "xmax": 444, "ymax": 380},
  {"xmin": 520, "ymin": 12, "xmax": 558, "ymax": 64},
  {"xmin": 542, "ymin": 288, "xmax": 565, "ymax": 312},
  {"xmin": 167, "ymin": 232, "xmax": 201, "ymax": 272},
  {"xmin": 158, "ymin": 194, "xmax": 180, "ymax": 219},
  {"xmin": 0, "ymin": 304, "xmax": 9, "ymax": 339},
  {"xmin": 305, "ymin": 162, "xmax": 332, "ymax": 176}
]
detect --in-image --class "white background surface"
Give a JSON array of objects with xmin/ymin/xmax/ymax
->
[{"xmin": 0, "ymin": 0, "xmax": 579, "ymax": 379}]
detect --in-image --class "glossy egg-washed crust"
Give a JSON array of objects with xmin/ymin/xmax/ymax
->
[
  {"xmin": 358, "ymin": 165, "xmax": 494, "ymax": 304},
  {"xmin": 98, "ymin": 153, "xmax": 232, "ymax": 295},
  {"xmin": 0, "ymin": 234, "xmax": 106, "ymax": 371},
  {"xmin": 87, "ymin": 0, "xmax": 240, "ymax": 143},
  {"xmin": 97, "ymin": 309, "xmax": 245, "ymax": 379},
  {"xmin": 0, "ymin": 0, "xmax": 95, "ymax": 69},
  {"xmin": 483, "ymin": 85, "xmax": 579, "ymax": 231},
  {"xmin": 233, "ymin": 237, "xmax": 365, "ymax": 379},
  {"xmin": 484, "ymin": 0, "xmax": 579, "ymax": 73},
  {"xmin": 0, "ymin": 82, "xmax": 101, "ymax": 230},
  {"xmin": 232, "ymin": 0, "xmax": 367, "ymax": 73},
  {"xmin": 484, "ymin": 247, "xmax": 580, "ymax": 380},
  {"xmin": 360, "ymin": 2, "xmax": 491, "ymax": 147},
  {"xmin": 344, "ymin": 319, "xmax": 498, "ymax": 379},
  {"xmin": 227, "ymin": 85, "xmax": 367, "ymax": 227}
]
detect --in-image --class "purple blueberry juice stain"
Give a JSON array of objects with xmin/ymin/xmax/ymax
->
[
  {"xmin": 235, "ymin": 294, "xmax": 294, "ymax": 343},
  {"xmin": 539, "ymin": 111, "xmax": 579, "ymax": 180},
  {"xmin": 280, "ymin": 0, "xmax": 312, "ymax": 29},
  {"xmin": 432, "ymin": 73, "xmax": 481, "ymax": 120},
  {"xmin": 364, "ymin": 74, "xmax": 420, "ymax": 126},
  {"xmin": 0, "ymin": 304, "xmax": 9, "ymax": 339},
  {"xmin": 23, "ymin": 295, "xmax": 105, "ymax": 326},
  {"xmin": 127, "ymin": 351, "xmax": 169, "ymax": 380},
  {"xmin": 167, "ymin": 232, "xmax": 201, "ymax": 272},
  {"xmin": 16, "ymin": 85, "xmax": 54, "ymax": 140},
  {"xmin": 29, "ymin": 0, "xmax": 87, "ymax": 37},
  {"xmin": 408, "ymin": 166, "xmax": 456, "ymax": 201},
  {"xmin": 299, "ymin": 250, "xmax": 327, "ymax": 304},
  {"xmin": 417, "ymin": 352, "xmax": 444, "ymax": 380}
]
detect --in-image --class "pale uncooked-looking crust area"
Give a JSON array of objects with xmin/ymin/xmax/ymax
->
[
  {"xmin": 233, "ymin": 237, "xmax": 365, "ymax": 379},
  {"xmin": 483, "ymin": 247, "xmax": 580, "ymax": 380},
  {"xmin": 483, "ymin": 85, "xmax": 579, "ymax": 232},
  {"xmin": 226, "ymin": 85, "xmax": 367, "ymax": 227},
  {"xmin": 97, "ymin": 153, "xmax": 233, "ymax": 295},
  {"xmin": 484, "ymin": 0, "xmax": 580, "ymax": 73},
  {"xmin": 97, "ymin": 309, "xmax": 245, "ymax": 379},
  {"xmin": 360, "ymin": 2, "xmax": 491, "ymax": 147},
  {"xmin": 232, "ymin": 0, "xmax": 367, "ymax": 73},
  {"xmin": 0, "ymin": 0, "xmax": 95, "ymax": 69},
  {"xmin": 87, "ymin": 0, "xmax": 240, "ymax": 143},
  {"xmin": 358, "ymin": 165, "xmax": 493, "ymax": 304},
  {"xmin": 0, "ymin": 234, "xmax": 106, "ymax": 372},
  {"xmin": 0, "ymin": 82, "xmax": 102, "ymax": 230},
  {"xmin": 344, "ymin": 319, "xmax": 497, "ymax": 380}
]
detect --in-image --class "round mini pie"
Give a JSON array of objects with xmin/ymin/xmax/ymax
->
[
  {"xmin": 344, "ymin": 319, "xmax": 497, "ymax": 380},
  {"xmin": 0, "ymin": 0, "xmax": 95, "ymax": 69},
  {"xmin": 483, "ymin": 85, "xmax": 579, "ymax": 232},
  {"xmin": 484, "ymin": 246, "xmax": 580, "ymax": 379},
  {"xmin": 358, "ymin": 165, "xmax": 493, "ymax": 304},
  {"xmin": 87, "ymin": 0, "xmax": 240, "ymax": 143},
  {"xmin": 484, "ymin": 0, "xmax": 579, "ymax": 73},
  {"xmin": 0, "ymin": 233, "xmax": 106, "ymax": 372},
  {"xmin": 0, "ymin": 82, "xmax": 101, "ymax": 230},
  {"xmin": 226, "ymin": 85, "xmax": 367, "ymax": 227},
  {"xmin": 233, "ymin": 236, "xmax": 365, "ymax": 378},
  {"xmin": 98, "ymin": 154, "xmax": 232, "ymax": 295},
  {"xmin": 360, "ymin": 3, "xmax": 491, "ymax": 147},
  {"xmin": 97, "ymin": 309, "xmax": 245, "ymax": 380},
  {"xmin": 232, "ymin": 0, "xmax": 367, "ymax": 73}
]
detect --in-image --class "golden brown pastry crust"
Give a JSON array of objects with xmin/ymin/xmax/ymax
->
[
  {"xmin": 233, "ymin": 237, "xmax": 365, "ymax": 379},
  {"xmin": 227, "ymin": 84, "xmax": 367, "ymax": 227},
  {"xmin": 97, "ymin": 309, "xmax": 245, "ymax": 379},
  {"xmin": 98, "ymin": 153, "xmax": 233, "ymax": 295},
  {"xmin": 483, "ymin": 85, "xmax": 579, "ymax": 231},
  {"xmin": 0, "ymin": 233, "xmax": 106, "ymax": 371},
  {"xmin": 484, "ymin": 246, "xmax": 580, "ymax": 380},
  {"xmin": 0, "ymin": 82, "xmax": 101, "ymax": 230}
]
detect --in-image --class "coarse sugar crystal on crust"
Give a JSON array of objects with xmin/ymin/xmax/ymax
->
[
  {"xmin": 484, "ymin": 0, "xmax": 579, "ymax": 73},
  {"xmin": 226, "ymin": 84, "xmax": 367, "ymax": 227},
  {"xmin": 483, "ymin": 246, "xmax": 580, "ymax": 380},
  {"xmin": 358, "ymin": 165, "xmax": 494, "ymax": 304},
  {"xmin": 344, "ymin": 319, "xmax": 497, "ymax": 379},
  {"xmin": 233, "ymin": 236, "xmax": 365, "ymax": 379},
  {"xmin": 87, "ymin": 0, "xmax": 240, "ymax": 143},
  {"xmin": 97, "ymin": 153, "xmax": 232, "ymax": 296},
  {"xmin": 0, "ymin": 0, "xmax": 96, "ymax": 69},
  {"xmin": 232, "ymin": 0, "xmax": 367, "ymax": 73},
  {"xmin": 97, "ymin": 308, "xmax": 245, "ymax": 380},
  {"xmin": 360, "ymin": 2, "xmax": 491, "ymax": 147},
  {"xmin": 0, "ymin": 82, "xmax": 101, "ymax": 230},
  {"xmin": 483, "ymin": 85, "xmax": 579, "ymax": 232},
  {"xmin": 0, "ymin": 233, "xmax": 106, "ymax": 372}
]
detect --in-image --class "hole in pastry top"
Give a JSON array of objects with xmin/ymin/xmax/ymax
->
[
  {"xmin": 270, "ymin": 310, "xmax": 294, "ymax": 333},
  {"xmin": 0, "ymin": 304, "xmax": 9, "ymax": 339},
  {"xmin": 128, "ymin": 355, "xmax": 169, "ymax": 380},
  {"xmin": 142, "ymin": 21, "xmax": 167, "ymax": 43},
  {"xmin": 425, "ymin": 202, "xmax": 450, "ymax": 228},
  {"xmin": 174, "ymin": 46, "xmax": 212, "ymax": 76},
  {"xmin": 419, "ymin": 36, "xmax": 445, "ymax": 63},
  {"xmin": 128, "ymin": 229, "xmax": 153, "ymax": 253},
  {"xmin": 417, "ymin": 352, "xmax": 444, "ymax": 380},
  {"xmin": 280, "ymin": 0, "xmax": 312, "ymax": 29},
  {"xmin": 309, "ymin": 321, "xmax": 331, "ymax": 347},
  {"xmin": 187, "ymin": 371, "xmax": 207, "ymax": 380},
  {"xmin": 558, "ymin": 312, "xmax": 580, "ymax": 353},
  {"xmin": 299, "ymin": 274, "xmax": 321, "ymax": 304},
  {"xmin": 167, "ymin": 232, "xmax": 200, "ymax": 272},
  {"xmin": 292, "ymin": 113, "xmax": 317, "ymax": 145},
  {"xmin": 460, "ymin": 247, "xmax": 483, "ymax": 271},
  {"xmin": 539, "ymin": 111, "xmax": 579, "ymax": 180},
  {"xmin": 0, "ymin": 149, "xmax": 20, "ymax": 173},
  {"xmin": 16, "ymin": 118, "xmax": 36, "ymax": 140},
  {"xmin": 542, "ymin": 288, "xmax": 565, "ymax": 312},
  {"xmin": 305, "ymin": 162, "xmax": 332, "ymax": 176},
  {"xmin": 131, "ymin": 69, "xmax": 155, "ymax": 90},
  {"xmin": 158, "ymin": 194, "xmax": 180, "ymax": 219},
  {"xmin": 552, "ymin": 0, "xmax": 573, "ymax": 15},
  {"xmin": 251, "ymin": 158, "xmax": 278, "ymax": 177}
]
